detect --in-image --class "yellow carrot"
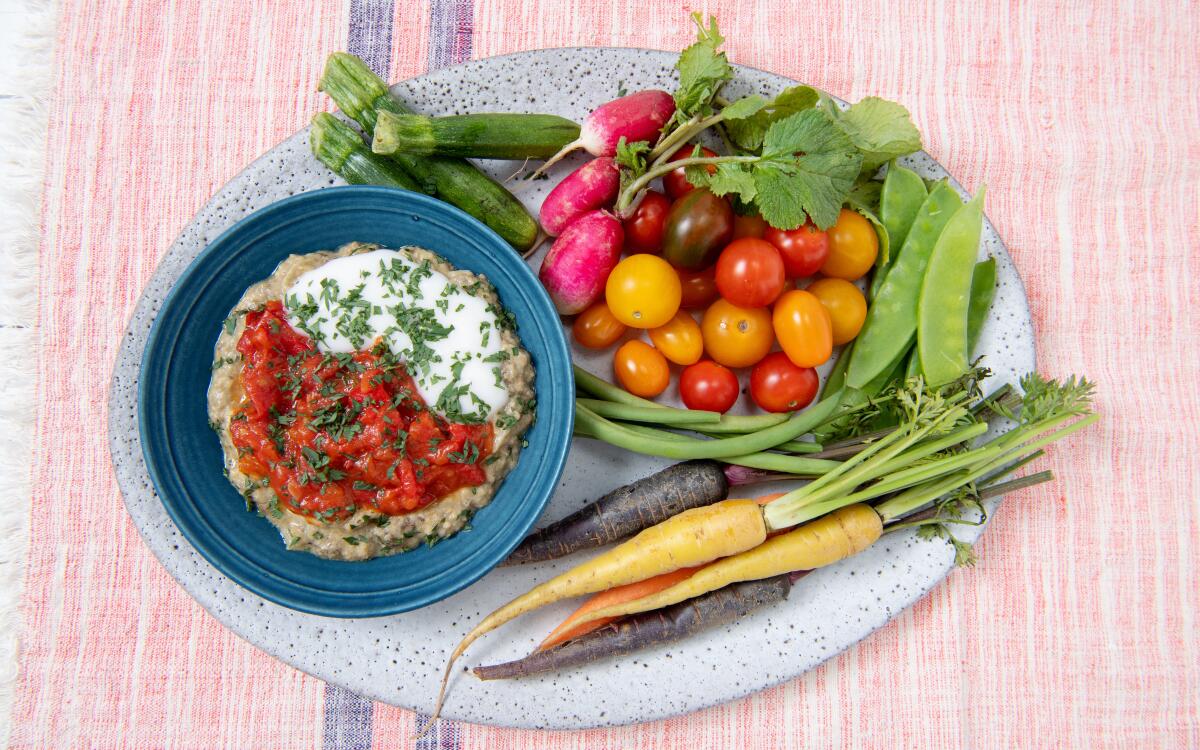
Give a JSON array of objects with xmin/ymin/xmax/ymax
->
[
  {"xmin": 572, "ymin": 504, "xmax": 883, "ymax": 625},
  {"xmin": 424, "ymin": 498, "xmax": 768, "ymax": 730}
]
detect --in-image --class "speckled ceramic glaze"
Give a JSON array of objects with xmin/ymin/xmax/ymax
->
[{"xmin": 109, "ymin": 48, "xmax": 1034, "ymax": 729}]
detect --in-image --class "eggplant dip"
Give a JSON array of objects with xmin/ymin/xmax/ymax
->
[{"xmin": 207, "ymin": 242, "xmax": 535, "ymax": 561}]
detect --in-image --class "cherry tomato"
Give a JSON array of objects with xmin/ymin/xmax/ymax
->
[
  {"xmin": 764, "ymin": 221, "xmax": 829, "ymax": 278},
  {"xmin": 750, "ymin": 352, "xmax": 819, "ymax": 412},
  {"xmin": 679, "ymin": 360, "xmax": 740, "ymax": 412},
  {"xmin": 677, "ymin": 266, "xmax": 720, "ymax": 309},
  {"xmin": 714, "ymin": 238, "xmax": 786, "ymax": 307},
  {"xmin": 772, "ymin": 289, "xmax": 833, "ymax": 367},
  {"xmin": 700, "ymin": 298, "xmax": 774, "ymax": 368},
  {"xmin": 648, "ymin": 311, "xmax": 704, "ymax": 365},
  {"xmin": 613, "ymin": 340, "xmax": 670, "ymax": 398},
  {"xmin": 732, "ymin": 213, "xmax": 768, "ymax": 240},
  {"xmin": 572, "ymin": 300, "xmax": 627, "ymax": 349},
  {"xmin": 622, "ymin": 190, "xmax": 671, "ymax": 254},
  {"xmin": 806, "ymin": 277, "xmax": 867, "ymax": 345},
  {"xmin": 821, "ymin": 209, "xmax": 878, "ymax": 281},
  {"xmin": 605, "ymin": 254, "xmax": 682, "ymax": 328},
  {"xmin": 661, "ymin": 188, "xmax": 735, "ymax": 270},
  {"xmin": 663, "ymin": 145, "xmax": 718, "ymax": 200}
]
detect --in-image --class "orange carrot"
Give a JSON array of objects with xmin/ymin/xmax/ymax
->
[
  {"xmin": 538, "ymin": 566, "xmax": 703, "ymax": 651},
  {"xmin": 756, "ymin": 492, "xmax": 786, "ymax": 505}
]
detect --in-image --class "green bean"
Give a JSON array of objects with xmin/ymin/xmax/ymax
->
[
  {"xmin": 966, "ymin": 257, "xmax": 997, "ymax": 356},
  {"xmin": 611, "ymin": 424, "xmax": 835, "ymax": 472},
  {"xmin": 846, "ymin": 180, "xmax": 964, "ymax": 389},
  {"xmin": 871, "ymin": 162, "xmax": 929, "ymax": 298},
  {"xmin": 767, "ymin": 439, "xmax": 823, "ymax": 454},
  {"xmin": 573, "ymin": 389, "xmax": 845, "ymax": 460},
  {"xmin": 719, "ymin": 452, "xmax": 839, "ymax": 476},
  {"xmin": 917, "ymin": 187, "xmax": 987, "ymax": 385},
  {"xmin": 573, "ymin": 365, "xmax": 787, "ymax": 432},
  {"xmin": 574, "ymin": 365, "xmax": 657, "ymax": 407},
  {"xmin": 576, "ymin": 398, "xmax": 721, "ymax": 426}
]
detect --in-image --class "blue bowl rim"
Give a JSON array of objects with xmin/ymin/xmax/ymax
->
[{"xmin": 137, "ymin": 185, "xmax": 574, "ymax": 617}]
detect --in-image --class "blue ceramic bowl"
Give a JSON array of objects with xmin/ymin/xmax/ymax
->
[{"xmin": 139, "ymin": 186, "xmax": 573, "ymax": 617}]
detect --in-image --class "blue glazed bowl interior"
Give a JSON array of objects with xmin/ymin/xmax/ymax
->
[{"xmin": 139, "ymin": 186, "xmax": 573, "ymax": 617}]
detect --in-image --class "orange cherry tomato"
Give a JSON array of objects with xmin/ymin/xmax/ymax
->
[
  {"xmin": 732, "ymin": 213, "xmax": 768, "ymax": 239},
  {"xmin": 700, "ymin": 298, "xmax": 774, "ymax": 368},
  {"xmin": 605, "ymin": 254, "xmax": 682, "ymax": 328},
  {"xmin": 772, "ymin": 289, "xmax": 833, "ymax": 367},
  {"xmin": 573, "ymin": 300, "xmax": 627, "ymax": 349},
  {"xmin": 821, "ymin": 209, "xmax": 878, "ymax": 281},
  {"xmin": 806, "ymin": 278, "xmax": 867, "ymax": 345},
  {"xmin": 648, "ymin": 311, "xmax": 704, "ymax": 365},
  {"xmin": 613, "ymin": 340, "xmax": 670, "ymax": 397},
  {"xmin": 678, "ymin": 266, "xmax": 720, "ymax": 309}
]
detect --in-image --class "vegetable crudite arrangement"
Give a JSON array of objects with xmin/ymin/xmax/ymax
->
[{"xmin": 298, "ymin": 12, "xmax": 1096, "ymax": 732}]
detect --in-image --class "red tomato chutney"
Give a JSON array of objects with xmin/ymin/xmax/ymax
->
[{"xmin": 227, "ymin": 301, "xmax": 494, "ymax": 521}]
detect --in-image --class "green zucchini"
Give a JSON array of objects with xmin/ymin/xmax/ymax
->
[
  {"xmin": 309, "ymin": 113, "xmax": 422, "ymax": 192},
  {"xmin": 319, "ymin": 53, "xmax": 539, "ymax": 252},
  {"xmin": 372, "ymin": 111, "xmax": 580, "ymax": 160}
]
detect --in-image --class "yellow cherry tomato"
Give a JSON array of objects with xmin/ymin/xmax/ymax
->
[
  {"xmin": 700, "ymin": 298, "xmax": 774, "ymax": 368},
  {"xmin": 613, "ymin": 340, "xmax": 670, "ymax": 397},
  {"xmin": 821, "ymin": 208, "xmax": 878, "ymax": 281},
  {"xmin": 806, "ymin": 277, "xmax": 867, "ymax": 345},
  {"xmin": 573, "ymin": 300, "xmax": 627, "ymax": 349},
  {"xmin": 772, "ymin": 289, "xmax": 833, "ymax": 367},
  {"xmin": 605, "ymin": 254, "xmax": 682, "ymax": 328},
  {"xmin": 648, "ymin": 311, "xmax": 704, "ymax": 365}
]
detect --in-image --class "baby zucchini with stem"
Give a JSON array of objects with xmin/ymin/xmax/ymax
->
[{"xmin": 371, "ymin": 111, "xmax": 581, "ymax": 160}]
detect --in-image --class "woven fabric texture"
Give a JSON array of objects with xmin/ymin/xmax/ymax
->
[{"xmin": 9, "ymin": 0, "xmax": 1199, "ymax": 747}]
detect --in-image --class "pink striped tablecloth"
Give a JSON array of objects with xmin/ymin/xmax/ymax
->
[{"xmin": 11, "ymin": 0, "xmax": 1199, "ymax": 747}]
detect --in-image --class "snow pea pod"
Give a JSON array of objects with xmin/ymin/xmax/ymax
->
[
  {"xmin": 845, "ymin": 180, "xmax": 964, "ymax": 389},
  {"xmin": 918, "ymin": 187, "xmax": 987, "ymax": 385},
  {"xmin": 821, "ymin": 341, "xmax": 853, "ymax": 398},
  {"xmin": 966, "ymin": 257, "xmax": 997, "ymax": 356},
  {"xmin": 871, "ymin": 162, "xmax": 929, "ymax": 297}
]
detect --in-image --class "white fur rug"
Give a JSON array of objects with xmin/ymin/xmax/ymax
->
[{"xmin": 0, "ymin": 0, "xmax": 55, "ymax": 744}]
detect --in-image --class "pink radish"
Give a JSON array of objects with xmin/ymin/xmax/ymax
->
[
  {"xmin": 538, "ymin": 211, "xmax": 624, "ymax": 315},
  {"xmin": 539, "ymin": 158, "xmax": 620, "ymax": 236},
  {"xmin": 535, "ymin": 90, "xmax": 676, "ymax": 175}
]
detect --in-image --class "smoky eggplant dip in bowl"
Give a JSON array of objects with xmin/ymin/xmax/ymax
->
[
  {"xmin": 137, "ymin": 186, "xmax": 572, "ymax": 616},
  {"xmin": 209, "ymin": 243, "xmax": 536, "ymax": 561}
]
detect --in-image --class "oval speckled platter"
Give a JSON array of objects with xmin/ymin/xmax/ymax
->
[{"xmin": 109, "ymin": 48, "xmax": 1035, "ymax": 729}]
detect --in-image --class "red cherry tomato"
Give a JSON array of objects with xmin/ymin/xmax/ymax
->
[
  {"xmin": 679, "ymin": 360, "xmax": 740, "ymax": 413},
  {"xmin": 750, "ymin": 352, "xmax": 819, "ymax": 413},
  {"xmin": 764, "ymin": 221, "xmax": 830, "ymax": 278},
  {"xmin": 714, "ymin": 238, "xmax": 786, "ymax": 307},
  {"xmin": 622, "ymin": 190, "xmax": 671, "ymax": 254},
  {"xmin": 732, "ymin": 213, "xmax": 768, "ymax": 239},
  {"xmin": 663, "ymin": 145, "xmax": 718, "ymax": 200},
  {"xmin": 678, "ymin": 267, "xmax": 720, "ymax": 309}
]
